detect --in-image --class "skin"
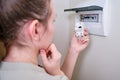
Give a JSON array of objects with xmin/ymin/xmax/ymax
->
[
  {"xmin": 3, "ymin": 0, "xmax": 89, "ymax": 80},
  {"xmin": 61, "ymin": 30, "xmax": 89, "ymax": 79}
]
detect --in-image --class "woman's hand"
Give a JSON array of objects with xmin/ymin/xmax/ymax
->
[
  {"xmin": 61, "ymin": 29, "xmax": 89, "ymax": 80},
  {"xmin": 70, "ymin": 29, "xmax": 89, "ymax": 54},
  {"xmin": 40, "ymin": 44, "xmax": 64, "ymax": 76}
]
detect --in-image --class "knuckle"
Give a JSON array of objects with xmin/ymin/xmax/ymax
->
[
  {"xmin": 54, "ymin": 52, "xmax": 61, "ymax": 60},
  {"xmin": 58, "ymin": 52, "xmax": 62, "ymax": 59},
  {"xmin": 51, "ymin": 44, "xmax": 56, "ymax": 48}
]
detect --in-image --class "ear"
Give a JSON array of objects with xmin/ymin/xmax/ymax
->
[{"xmin": 27, "ymin": 20, "xmax": 45, "ymax": 41}]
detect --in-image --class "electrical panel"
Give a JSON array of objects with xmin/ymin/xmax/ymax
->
[{"xmin": 64, "ymin": 0, "xmax": 109, "ymax": 36}]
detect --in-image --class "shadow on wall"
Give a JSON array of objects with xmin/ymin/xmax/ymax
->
[{"xmin": 0, "ymin": 41, "xmax": 6, "ymax": 61}]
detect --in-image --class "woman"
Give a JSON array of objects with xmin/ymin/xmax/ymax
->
[{"xmin": 0, "ymin": 0, "xmax": 89, "ymax": 80}]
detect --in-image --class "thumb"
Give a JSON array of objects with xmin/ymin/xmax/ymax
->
[{"xmin": 40, "ymin": 49, "xmax": 49, "ymax": 65}]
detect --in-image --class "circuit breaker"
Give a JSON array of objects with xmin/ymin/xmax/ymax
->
[
  {"xmin": 80, "ymin": 14, "xmax": 99, "ymax": 22},
  {"xmin": 64, "ymin": 0, "xmax": 109, "ymax": 36}
]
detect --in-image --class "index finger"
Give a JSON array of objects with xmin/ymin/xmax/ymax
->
[{"xmin": 47, "ymin": 43, "xmax": 58, "ymax": 54}]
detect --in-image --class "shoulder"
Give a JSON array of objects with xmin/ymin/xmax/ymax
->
[{"xmin": 0, "ymin": 62, "xmax": 68, "ymax": 80}]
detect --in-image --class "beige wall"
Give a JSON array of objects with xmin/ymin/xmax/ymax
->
[
  {"xmin": 39, "ymin": 0, "xmax": 120, "ymax": 80},
  {"xmin": 52, "ymin": 0, "xmax": 120, "ymax": 80},
  {"xmin": 52, "ymin": 0, "xmax": 70, "ymax": 64},
  {"xmin": 70, "ymin": 0, "xmax": 120, "ymax": 80}
]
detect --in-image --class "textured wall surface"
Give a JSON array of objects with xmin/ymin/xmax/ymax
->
[{"xmin": 70, "ymin": 0, "xmax": 120, "ymax": 80}]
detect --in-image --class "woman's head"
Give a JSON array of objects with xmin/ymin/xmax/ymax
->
[{"xmin": 0, "ymin": 0, "xmax": 55, "ymax": 51}]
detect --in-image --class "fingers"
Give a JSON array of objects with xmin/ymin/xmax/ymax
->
[
  {"xmin": 40, "ymin": 44, "xmax": 62, "ymax": 76},
  {"xmin": 80, "ymin": 37, "xmax": 89, "ymax": 45},
  {"xmin": 47, "ymin": 44, "xmax": 57, "ymax": 54},
  {"xmin": 72, "ymin": 28, "xmax": 89, "ymax": 45},
  {"xmin": 47, "ymin": 44, "xmax": 61, "ymax": 58},
  {"xmin": 78, "ymin": 28, "xmax": 89, "ymax": 44},
  {"xmin": 81, "ymin": 36, "xmax": 89, "ymax": 44},
  {"xmin": 41, "ymin": 44, "xmax": 61, "ymax": 61},
  {"xmin": 84, "ymin": 28, "xmax": 89, "ymax": 36},
  {"xmin": 40, "ymin": 49, "xmax": 49, "ymax": 65},
  {"xmin": 45, "ymin": 44, "xmax": 58, "ymax": 59}
]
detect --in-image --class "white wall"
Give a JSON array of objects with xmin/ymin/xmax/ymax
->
[
  {"xmin": 52, "ymin": 0, "xmax": 70, "ymax": 63},
  {"xmin": 39, "ymin": 0, "xmax": 120, "ymax": 80},
  {"xmin": 70, "ymin": 0, "xmax": 120, "ymax": 80}
]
